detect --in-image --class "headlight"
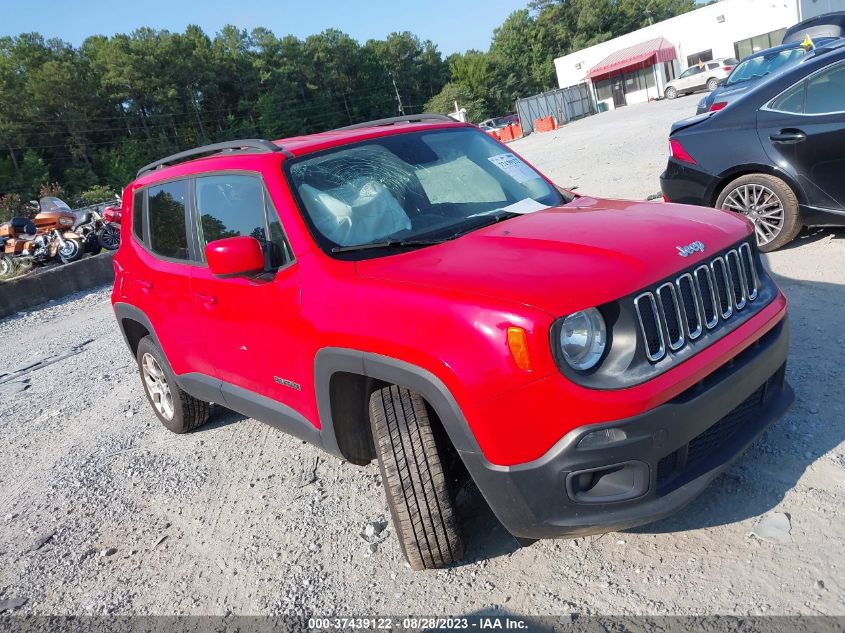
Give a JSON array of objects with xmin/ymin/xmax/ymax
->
[{"xmin": 558, "ymin": 308, "xmax": 607, "ymax": 371}]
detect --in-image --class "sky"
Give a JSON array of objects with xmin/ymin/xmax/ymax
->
[{"xmin": 0, "ymin": 0, "xmax": 529, "ymax": 55}]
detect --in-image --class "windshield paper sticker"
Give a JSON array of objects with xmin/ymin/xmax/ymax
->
[
  {"xmin": 501, "ymin": 198, "xmax": 548, "ymax": 214},
  {"xmin": 488, "ymin": 153, "xmax": 539, "ymax": 183}
]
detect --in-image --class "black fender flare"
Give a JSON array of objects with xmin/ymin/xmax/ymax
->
[
  {"xmin": 113, "ymin": 302, "xmax": 163, "ymax": 356},
  {"xmin": 314, "ymin": 347, "xmax": 483, "ymax": 460}
]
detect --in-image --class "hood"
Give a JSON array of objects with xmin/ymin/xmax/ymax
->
[{"xmin": 356, "ymin": 196, "xmax": 751, "ymax": 316}]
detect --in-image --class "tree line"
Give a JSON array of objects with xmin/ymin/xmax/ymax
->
[{"xmin": 0, "ymin": 0, "xmax": 695, "ymax": 219}]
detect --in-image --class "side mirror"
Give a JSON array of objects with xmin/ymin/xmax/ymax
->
[
  {"xmin": 717, "ymin": 79, "xmax": 726, "ymax": 87},
  {"xmin": 205, "ymin": 236, "xmax": 265, "ymax": 276}
]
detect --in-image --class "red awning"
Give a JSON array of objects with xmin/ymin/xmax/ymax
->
[{"xmin": 587, "ymin": 37, "xmax": 677, "ymax": 80}]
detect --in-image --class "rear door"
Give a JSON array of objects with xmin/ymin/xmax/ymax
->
[
  {"xmin": 677, "ymin": 66, "xmax": 704, "ymax": 91},
  {"xmin": 188, "ymin": 173, "xmax": 309, "ymax": 413},
  {"xmin": 758, "ymin": 60, "xmax": 845, "ymax": 210},
  {"xmin": 129, "ymin": 179, "xmax": 204, "ymax": 375}
]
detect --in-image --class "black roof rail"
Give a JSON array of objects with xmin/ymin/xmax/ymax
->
[
  {"xmin": 333, "ymin": 113, "xmax": 459, "ymax": 132},
  {"xmin": 136, "ymin": 139, "xmax": 292, "ymax": 178}
]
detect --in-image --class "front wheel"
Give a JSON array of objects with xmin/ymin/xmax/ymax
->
[
  {"xmin": 57, "ymin": 238, "xmax": 83, "ymax": 264},
  {"xmin": 369, "ymin": 385, "xmax": 464, "ymax": 570},
  {"xmin": 0, "ymin": 253, "xmax": 14, "ymax": 278},
  {"xmin": 665, "ymin": 86, "xmax": 677, "ymax": 99},
  {"xmin": 716, "ymin": 174, "xmax": 801, "ymax": 251},
  {"xmin": 97, "ymin": 224, "xmax": 120, "ymax": 250},
  {"xmin": 706, "ymin": 77, "xmax": 719, "ymax": 91}
]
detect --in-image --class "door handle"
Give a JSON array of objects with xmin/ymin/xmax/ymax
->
[
  {"xmin": 195, "ymin": 293, "xmax": 218, "ymax": 305},
  {"xmin": 770, "ymin": 129, "xmax": 806, "ymax": 144}
]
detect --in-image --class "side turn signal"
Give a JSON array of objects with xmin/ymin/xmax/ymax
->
[{"xmin": 507, "ymin": 326, "xmax": 532, "ymax": 371}]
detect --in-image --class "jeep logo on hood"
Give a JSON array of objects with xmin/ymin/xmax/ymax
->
[{"xmin": 676, "ymin": 240, "xmax": 705, "ymax": 257}]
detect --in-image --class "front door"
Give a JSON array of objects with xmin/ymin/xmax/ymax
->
[
  {"xmin": 612, "ymin": 76, "xmax": 627, "ymax": 107},
  {"xmin": 758, "ymin": 61, "xmax": 845, "ymax": 211},
  {"xmin": 188, "ymin": 173, "xmax": 309, "ymax": 415}
]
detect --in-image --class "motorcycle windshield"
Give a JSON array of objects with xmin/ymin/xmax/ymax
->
[{"xmin": 40, "ymin": 197, "xmax": 73, "ymax": 213}]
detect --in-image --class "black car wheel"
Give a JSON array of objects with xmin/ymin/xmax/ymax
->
[
  {"xmin": 368, "ymin": 385, "xmax": 464, "ymax": 570},
  {"xmin": 716, "ymin": 174, "xmax": 801, "ymax": 251},
  {"xmin": 665, "ymin": 87, "xmax": 677, "ymax": 99},
  {"xmin": 706, "ymin": 77, "xmax": 719, "ymax": 91}
]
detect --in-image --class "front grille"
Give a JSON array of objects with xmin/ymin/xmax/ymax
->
[
  {"xmin": 656, "ymin": 363, "xmax": 785, "ymax": 489},
  {"xmin": 685, "ymin": 384, "xmax": 765, "ymax": 471},
  {"xmin": 634, "ymin": 242, "xmax": 759, "ymax": 363}
]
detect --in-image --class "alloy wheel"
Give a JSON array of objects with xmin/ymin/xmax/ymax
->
[
  {"xmin": 720, "ymin": 183, "xmax": 785, "ymax": 247},
  {"xmin": 0, "ymin": 256, "xmax": 11, "ymax": 277},
  {"xmin": 141, "ymin": 353, "xmax": 174, "ymax": 420},
  {"xmin": 59, "ymin": 239, "xmax": 80, "ymax": 260},
  {"xmin": 99, "ymin": 225, "xmax": 120, "ymax": 250}
]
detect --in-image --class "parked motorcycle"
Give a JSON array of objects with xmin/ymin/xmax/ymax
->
[
  {"xmin": 73, "ymin": 199, "xmax": 121, "ymax": 253},
  {"xmin": 0, "ymin": 197, "xmax": 84, "ymax": 267}
]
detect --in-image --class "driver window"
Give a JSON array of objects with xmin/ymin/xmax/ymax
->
[{"xmin": 195, "ymin": 174, "xmax": 292, "ymax": 269}]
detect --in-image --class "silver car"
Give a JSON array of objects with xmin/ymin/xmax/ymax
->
[{"xmin": 664, "ymin": 58, "xmax": 738, "ymax": 99}]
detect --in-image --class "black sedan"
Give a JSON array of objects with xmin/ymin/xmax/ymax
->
[{"xmin": 661, "ymin": 40, "xmax": 845, "ymax": 251}]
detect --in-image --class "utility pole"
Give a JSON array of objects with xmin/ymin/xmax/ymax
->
[{"xmin": 391, "ymin": 75, "xmax": 405, "ymax": 116}]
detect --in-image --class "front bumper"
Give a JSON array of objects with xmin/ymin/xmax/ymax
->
[{"xmin": 461, "ymin": 317, "xmax": 792, "ymax": 539}]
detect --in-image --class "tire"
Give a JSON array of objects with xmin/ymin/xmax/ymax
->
[
  {"xmin": 665, "ymin": 86, "xmax": 677, "ymax": 99},
  {"xmin": 0, "ymin": 254, "xmax": 13, "ymax": 278},
  {"xmin": 369, "ymin": 385, "xmax": 464, "ymax": 570},
  {"xmin": 97, "ymin": 224, "xmax": 120, "ymax": 251},
  {"xmin": 57, "ymin": 238, "xmax": 83, "ymax": 264},
  {"xmin": 706, "ymin": 77, "xmax": 719, "ymax": 91},
  {"xmin": 136, "ymin": 336, "xmax": 210, "ymax": 433},
  {"xmin": 715, "ymin": 174, "xmax": 801, "ymax": 252}
]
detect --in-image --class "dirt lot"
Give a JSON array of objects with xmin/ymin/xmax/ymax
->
[{"xmin": 1, "ymin": 93, "xmax": 844, "ymax": 618}]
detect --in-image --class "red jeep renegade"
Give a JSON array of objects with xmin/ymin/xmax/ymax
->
[{"xmin": 112, "ymin": 114, "xmax": 793, "ymax": 569}]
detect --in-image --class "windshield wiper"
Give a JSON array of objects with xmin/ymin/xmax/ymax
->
[{"xmin": 331, "ymin": 238, "xmax": 447, "ymax": 253}]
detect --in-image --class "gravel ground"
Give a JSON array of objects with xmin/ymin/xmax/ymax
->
[{"xmin": 1, "ymin": 94, "xmax": 844, "ymax": 618}]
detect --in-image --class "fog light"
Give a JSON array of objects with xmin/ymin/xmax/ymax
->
[{"xmin": 578, "ymin": 427, "xmax": 627, "ymax": 449}]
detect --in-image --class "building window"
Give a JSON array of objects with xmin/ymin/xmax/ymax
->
[
  {"xmin": 687, "ymin": 50, "xmax": 713, "ymax": 66},
  {"xmin": 664, "ymin": 61, "xmax": 676, "ymax": 81},
  {"xmin": 595, "ymin": 78, "xmax": 612, "ymax": 101},
  {"xmin": 734, "ymin": 28, "xmax": 787, "ymax": 60}
]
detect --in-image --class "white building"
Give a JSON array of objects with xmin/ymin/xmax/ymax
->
[{"xmin": 553, "ymin": 0, "xmax": 845, "ymax": 111}]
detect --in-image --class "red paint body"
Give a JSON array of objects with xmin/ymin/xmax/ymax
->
[{"xmin": 112, "ymin": 121, "xmax": 787, "ymax": 466}]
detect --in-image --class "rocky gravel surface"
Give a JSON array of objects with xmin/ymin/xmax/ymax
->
[{"xmin": 1, "ymin": 94, "xmax": 844, "ymax": 618}]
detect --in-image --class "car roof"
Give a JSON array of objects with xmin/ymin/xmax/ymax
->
[{"xmin": 132, "ymin": 117, "xmax": 468, "ymax": 187}]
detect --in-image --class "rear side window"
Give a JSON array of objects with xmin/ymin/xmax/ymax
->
[
  {"xmin": 195, "ymin": 174, "xmax": 292, "ymax": 269},
  {"xmin": 770, "ymin": 82, "xmax": 805, "ymax": 113},
  {"xmin": 132, "ymin": 190, "xmax": 144, "ymax": 241},
  {"xmin": 148, "ymin": 181, "xmax": 190, "ymax": 260},
  {"xmin": 805, "ymin": 62, "xmax": 845, "ymax": 114}
]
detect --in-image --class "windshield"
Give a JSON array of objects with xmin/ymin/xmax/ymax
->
[
  {"xmin": 285, "ymin": 128, "xmax": 565, "ymax": 255},
  {"xmin": 726, "ymin": 48, "xmax": 806, "ymax": 86}
]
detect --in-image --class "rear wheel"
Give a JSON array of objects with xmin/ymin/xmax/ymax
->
[
  {"xmin": 665, "ymin": 86, "xmax": 677, "ymax": 99},
  {"xmin": 706, "ymin": 77, "xmax": 719, "ymax": 91},
  {"xmin": 716, "ymin": 174, "xmax": 801, "ymax": 251},
  {"xmin": 368, "ymin": 385, "xmax": 464, "ymax": 570},
  {"xmin": 97, "ymin": 224, "xmax": 120, "ymax": 250},
  {"xmin": 136, "ymin": 336, "xmax": 210, "ymax": 433}
]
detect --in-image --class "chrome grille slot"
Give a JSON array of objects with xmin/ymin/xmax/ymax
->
[
  {"xmin": 633, "ymin": 241, "xmax": 763, "ymax": 364},
  {"xmin": 634, "ymin": 292, "xmax": 665, "ymax": 361},
  {"xmin": 676, "ymin": 273, "xmax": 703, "ymax": 339},
  {"xmin": 656, "ymin": 282, "xmax": 684, "ymax": 351},
  {"xmin": 738, "ymin": 242, "xmax": 759, "ymax": 301},
  {"xmin": 694, "ymin": 264, "xmax": 719, "ymax": 329},
  {"xmin": 726, "ymin": 249, "xmax": 747, "ymax": 310},
  {"xmin": 710, "ymin": 256, "xmax": 734, "ymax": 319}
]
